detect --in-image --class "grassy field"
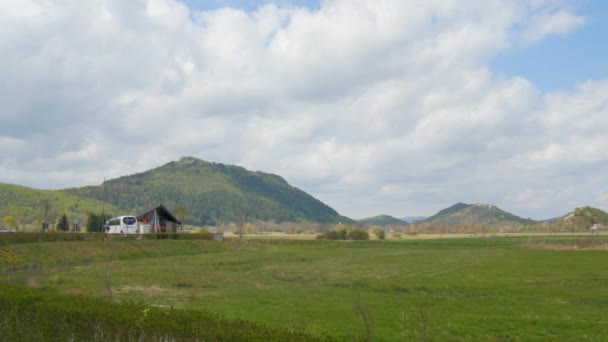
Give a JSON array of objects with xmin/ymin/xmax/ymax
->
[{"xmin": 3, "ymin": 235, "xmax": 608, "ymax": 340}]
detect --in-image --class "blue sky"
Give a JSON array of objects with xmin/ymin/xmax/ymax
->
[
  {"xmin": 182, "ymin": 0, "xmax": 607, "ymax": 93},
  {"xmin": 181, "ymin": 0, "xmax": 321, "ymax": 12},
  {"xmin": 491, "ymin": 1, "xmax": 608, "ymax": 92}
]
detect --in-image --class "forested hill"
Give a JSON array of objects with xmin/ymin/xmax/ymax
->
[
  {"xmin": 65, "ymin": 157, "xmax": 350, "ymax": 225},
  {"xmin": 0, "ymin": 183, "xmax": 118, "ymax": 226},
  {"xmin": 424, "ymin": 202, "xmax": 536, "ymax": 226},
  {"xmin": 559, "ymin": 206, "xmax": 608, "ymax": 227}
]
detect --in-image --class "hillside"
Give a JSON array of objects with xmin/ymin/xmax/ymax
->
[
  {"xmin": 65, "ymin": 157, "xmax": 350, "ymax": 225},
  {"xmin": 424, "ymin": 202, "xmax": 535, "ymax": 226},
  {"xmin": 0, "ymin": 183, "xmax": 117, "ymax": 229},
  {"xmin": 359, "ymin": 215, "xmax": 407, "ymax": 226},
  {"xmin": 559, "ymin": 206, "xmax": 608, "ymax": 228}
]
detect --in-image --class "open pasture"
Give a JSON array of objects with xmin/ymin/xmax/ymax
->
[{"xmin": 3, "ymin": 235, "xmax": 608, "ymax": 340}]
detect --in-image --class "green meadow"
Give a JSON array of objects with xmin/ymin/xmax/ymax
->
[{"xmin": 3, "ymin": 235, "xmax": 608, "ymax": 340}]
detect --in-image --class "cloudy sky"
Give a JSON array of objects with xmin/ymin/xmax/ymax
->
[{"xmin": 1, "ymin": 0, "xmax": 607, "ymax": 220}]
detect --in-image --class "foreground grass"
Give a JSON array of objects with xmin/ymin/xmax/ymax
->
[
  {"xmin": 0, "ymin": 284, "xmax": 326, "ymax": 341},
  {"xmin": 3, "ymin": 235, "xmax": 608, "ymax": 340}
]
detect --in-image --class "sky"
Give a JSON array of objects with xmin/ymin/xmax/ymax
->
[{"xmin": 1, "ymin": 0, "xmax": 607, "ymax": 220}]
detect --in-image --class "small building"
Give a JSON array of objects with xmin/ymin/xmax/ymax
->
[{"xmin": 137, "ymin": 204, "xmax": 182, "ymax": 233}]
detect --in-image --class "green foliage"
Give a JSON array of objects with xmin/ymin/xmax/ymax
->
[
  {"xmin": 317, "ymin": 227, "xmax": 370, "ymax": 240},
  {"xmin": 572, "ymin": 206, "xmax": 608, "ymax": 226},
  {"xmin": 0, "ymin": 183, "xmax": 118, "ymax": 227},
  {"xmin": 65, "ymin": 157, "xmax": 351, "ymax": 226},
  {"xmin": 56, "ymin": 213, "xmax": 69, "ymax": 231},
  {"xmin": 85, "ymin": 212, "xmax": 111, "ymax": 233},
  {"xmin": 173, "ymin": 204, "xmax": 189, "ymax": 224},
  {"xmin": 3, "ymin": 215, "xmax": 17, "ymax": 230},
  {"xmin": 520, "ymin": 206, "xmax": 608, "ymax": 233},
  {"xmin": 0, "ymin": 155, "xmax": 353, "ymax": 228},
  {"xmin": 373, "ymin": 228, "xmax": 385, "ymax": 240},
  {"xmin": 346, "ymin": 229, "xmax": 369, "ymax": 240},
  {"xmin": 317, "ymin": 228, "xmax": 347, "ymax": 240}
]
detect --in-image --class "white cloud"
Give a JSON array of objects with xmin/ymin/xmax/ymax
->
[
  {"xmin": 524, "ymin": 9, "xmax": 585, "ymax": 43},
  {"xmin": 0, "ymin": 0, "xmax": 604, "ymax": 220}
]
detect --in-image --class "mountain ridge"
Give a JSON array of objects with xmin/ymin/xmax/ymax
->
[
  {"xmin": 424, "ymin": 202, "xmax": 536, "ymax": 226},
  {"xmin": 559, "ymin": 206, "xmax": 608, "ymax": 227},
  {"xmin": 358, "ymin": 214, "xmax": 407, "ymax": 226},
  {"xmin": 65, "ymin": 156, "xmax": 351, "ymax": 225}
]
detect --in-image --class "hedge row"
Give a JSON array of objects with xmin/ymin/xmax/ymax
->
[
  {"xmin": 0, "ymin": 232, "xmax": 217, "ymax": 244},
  {"xmin": 0, "ymin": 285, "xmax": 329, "ymax": 341}
]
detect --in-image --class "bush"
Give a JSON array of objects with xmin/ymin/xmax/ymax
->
[
  {"xmin": 373, "ymin": 228, "xmax": 385, "ymax": 240},
  {"xmin": 56, "ymin": 214, "xmax": 69, "ymax": 231},
  {"xmin": 316, "ymin": 229, "xmax": 347, "ymax": 240},
  {"xmin": 347, "ymin": 229, "xmax": 369, "ymax": 240},
  {"xmin": 0, "ymin": 232, "xmax": 217, "ymax": 244}
]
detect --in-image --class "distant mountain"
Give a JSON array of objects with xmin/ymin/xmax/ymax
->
[
  {"xmin": 400, "ymin": 216, "xmax": 427, "ymax": 223},
  {"xmin": 359, "ymin": 215, "xmax": 407, "ymax": 226},
  {"xmin": 65, "ymin": 157, "xmax": 351, "ymax": 226},
  {"xmin": 559, "ymin": 206, "xmax": 608, "ymax": 227},
  {"xmin": 424, "ymin": 202, "xmax": 535, "ymax": 226}
]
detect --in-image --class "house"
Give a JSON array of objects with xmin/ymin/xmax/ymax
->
[{"xmin": 137, "ymin": 204, "xmax": 182, "ymax": 233}]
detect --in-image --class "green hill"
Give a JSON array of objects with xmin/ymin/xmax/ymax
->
[
  {"xmin": 560, "ymin": 206, "xmax": 608, "ymax": 227},
  {"xmin": 0, "ymin": 183, "xmax": 117, "ymax": 229},
  {"xmin": 425, "ymin": 202, "xmax": 535, "ymax": 226},
  {"xmin": 65, "ymin": 157, "xmax": 350, "ymax": 226},
  {"xmin": 359, "ymin": 215, "xmax": 407, "ymax": 226}
]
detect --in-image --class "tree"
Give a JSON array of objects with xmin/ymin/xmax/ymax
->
[
  {"xmin": 174, "ymin": 204, "xmax": 190, "ymax": 224},
  {"xmin": 56, "ymin": 213, "xmax": 69, "ymax": 231},
  {"xmin": 317, "ymin": 228, "xmax": 347, "ymax": 240},
  {"xmin": 236, "ymin": 212, "xmax": 246, "ymax": 238},
  {"xmin": 86, "ymin": 212, "xmax": 102, "ymax": 232},
  {"xmin": 3, "ymin": 216, "xmax": 17, "ymax": 231},
  {"xmin": 31, "ymin": 219, "xmax": 42, "ymax": 231},
  {"xmin": 347, "ymin": 229, "xmax": 369, "ymax": 240},
  {"xmin": 373, "ymin": 228, "xmax": 385, "ymax": 240}
]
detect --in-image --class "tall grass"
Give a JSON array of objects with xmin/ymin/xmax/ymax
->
[{"xmin": 0, "ymin": 285, "xmax": 329, "ymax": 341}]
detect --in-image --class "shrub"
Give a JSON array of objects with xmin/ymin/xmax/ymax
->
[
  {"xmin": 373, "ymin": 228, "xmax": 385, "ymax": 240},
  {"xmin": 56, "ymin": 214, "xmax": 69, "ymax": 231},
  {"xmin": 316, "ymin": 229, "xmax": 347, "ymax": 240},
  {"xmin": 347, "ymin": 229, "xmax": 369, "ymax": 240}
]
